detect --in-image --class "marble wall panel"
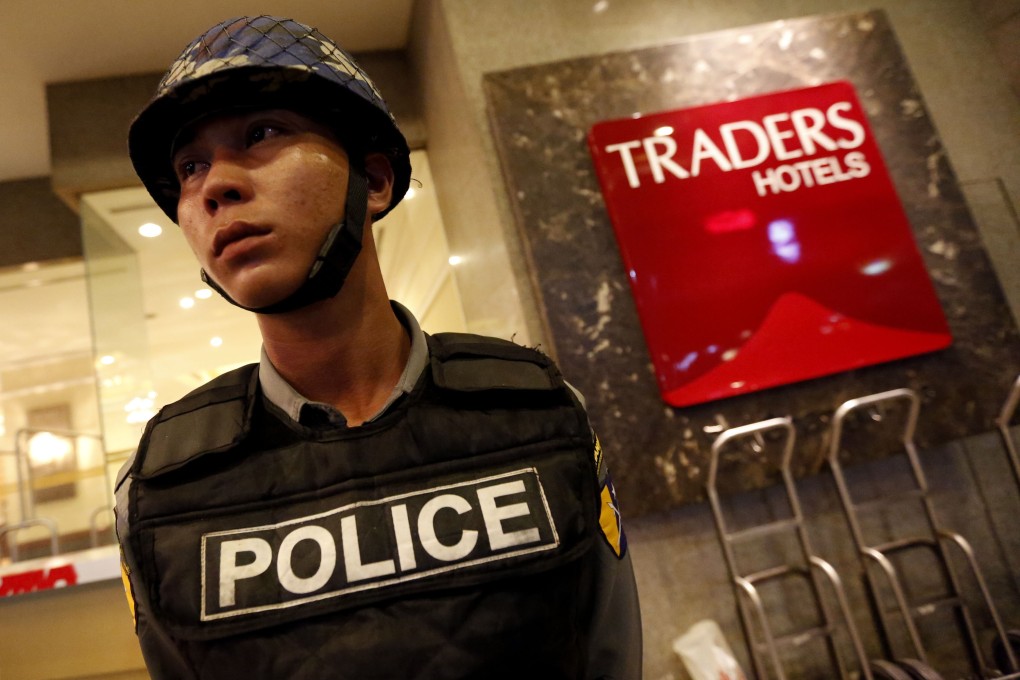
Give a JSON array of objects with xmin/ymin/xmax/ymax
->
[{"xmin": 483, "ymin": 9, "xmax": 1020, "ymax": 515}]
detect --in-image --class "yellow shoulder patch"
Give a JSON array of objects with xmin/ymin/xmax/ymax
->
[
  {"xmin": 120, "ymin": 559, "xmax": 137, "ymax": 627},
  {"xmin": 599, "ymin": 483, "xmax": 623, "ymax": 557},
  {"xmin": 593, "ymin": 434, "xmax": 626, "ymax": 558}
]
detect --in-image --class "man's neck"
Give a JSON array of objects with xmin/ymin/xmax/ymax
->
[{"xmin": 256, "ymin": 294, "xmax": 410, "ymax": 426}]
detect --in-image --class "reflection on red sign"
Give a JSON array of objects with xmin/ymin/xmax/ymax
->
[{"xmin": 588, "ymin": 81, "xmax": 951, "ymax": 407}]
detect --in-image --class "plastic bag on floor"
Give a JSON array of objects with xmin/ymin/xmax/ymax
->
[{"xmin": 673, "ymin": 619, "xmax": 748, "ymax": 680}]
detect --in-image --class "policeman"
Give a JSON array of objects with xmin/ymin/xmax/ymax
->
[{"xmin": 115, "ymin": 15, "xmax": 641, "ymax": 679}]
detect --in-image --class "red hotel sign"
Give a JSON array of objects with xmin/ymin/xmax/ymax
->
[{"xmin": 588, "ymin": 81, "xmax": 951, "ymax": 407}]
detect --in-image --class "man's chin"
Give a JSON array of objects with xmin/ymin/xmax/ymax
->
[
  {"xmin": 241, "ymin": 288, "xmax": 300, "ymax": 311},
  {"xmin": 213, "ymin": 274, "xmax": 304, "ymax": 312}
]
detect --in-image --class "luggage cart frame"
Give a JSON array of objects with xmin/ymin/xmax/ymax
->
[
  {"xmin": 708, "ymin": 416, "xmax": 874, "ymax": 680},
  {"xmin": 990, "ymin": 375, "xmax": 1020, "ymax": 680},
  {"xmin": 995, "ymin": 374, "xmax": 1020, "ymax": 499},
  {"xmin": 827, "ymin": 388, "xmax": 1017, "ymax": 678}
]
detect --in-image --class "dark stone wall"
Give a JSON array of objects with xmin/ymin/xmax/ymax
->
[{"xmin": 483, "ymin": 9, "xmax": 1020, "ymax": 516}]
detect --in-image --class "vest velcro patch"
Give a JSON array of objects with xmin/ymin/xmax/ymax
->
[{"xmin": 199, "ymin": 468, "xmax": 560, "ymax": 622}]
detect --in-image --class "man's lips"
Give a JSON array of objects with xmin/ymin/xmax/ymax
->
[{"xmin": 212, "ymin": 222, "xmax": 272, "ymax": 257}]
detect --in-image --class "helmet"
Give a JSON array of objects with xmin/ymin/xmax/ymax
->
[
  {"xmin": 129, "ymin": 15, "xmax": 410, "ymax": 222},
  {"xmin": 127, "ymin": 16, "xmax": 412, "ymax": 314}
]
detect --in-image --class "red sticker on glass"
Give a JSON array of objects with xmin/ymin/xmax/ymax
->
[{"xmin": 588, "ymin": 81, "xmax": 951, "ymax": 407}]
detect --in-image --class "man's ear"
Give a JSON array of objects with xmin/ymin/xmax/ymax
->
[{"xmin": 364, "ymin": 153, "xmax": 395, "ymax": 215}]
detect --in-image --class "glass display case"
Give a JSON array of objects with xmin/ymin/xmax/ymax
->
[{"xmin": 1, "ymin": 150, "xmax": 464, "ymax": 581}]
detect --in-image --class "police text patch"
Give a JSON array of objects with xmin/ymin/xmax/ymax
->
[{"xmin": 200, "ymin": 468, "xmax": 559, "ymax": 621}]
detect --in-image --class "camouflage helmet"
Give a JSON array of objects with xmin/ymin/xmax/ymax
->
[{"xmin": 128, "ymin": 15, "xmax": 411, "ymax": 223}]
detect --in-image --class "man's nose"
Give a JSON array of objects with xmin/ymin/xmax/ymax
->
[{"xmin": 202, "ymin": 153, "xmax": 252, "ymax": 213}]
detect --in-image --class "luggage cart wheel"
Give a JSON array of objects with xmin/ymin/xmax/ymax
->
[
  {"xmin": 870, "ymin": 660, "xmax": 914, "ymax": 680},
  {"xmin": 894, "ymin": 658, "xmax": 945, "ymax": 680},
  {"xmin": 992, "ymin": 629, "xmax": 1020, "ymax": 674}
]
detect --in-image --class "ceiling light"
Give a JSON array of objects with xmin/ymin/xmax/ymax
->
[
  {"xmin": 404, "ymin": 187, "xmax": 417, "ymax": 200},
  {"xmin": 195, "ymin": 288, "xmax": 213, "ymax": 299},
  {"xmin": 139, "ymin": 222, "xmax": 163, "ymax": 238},
  {"xmin": 210, "ymin": 336, "xmax": 223, "ymax": 347},
  {"xmin": 448, "ymin": 255, "xmax": 463, "ymax": 266},
  {"xmin": 180, "ymin": 297, "xmax": 195, "ymax": 309},
  {"xmin": 100, "ymin": 354, "xmax": 116, "ymax": 365}
]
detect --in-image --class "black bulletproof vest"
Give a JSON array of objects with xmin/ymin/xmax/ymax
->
[{"xmin": 123, "ymin": 333, "xmax": 599, "ymax": 679}]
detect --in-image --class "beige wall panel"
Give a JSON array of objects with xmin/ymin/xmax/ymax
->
[{"xmin": 0, "ymin": 580, "xmax": 146, "ymax": 679}]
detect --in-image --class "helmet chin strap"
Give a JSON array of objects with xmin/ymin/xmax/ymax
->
[{"xmin": 200, "ymin": 166, "xmax": 368, "ymax": 314}]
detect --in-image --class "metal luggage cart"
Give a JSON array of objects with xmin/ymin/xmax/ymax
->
[
  {"xmin": 992, "ymin": 375, "xmax": 1020, "ymax": 678},
  {"xmin": 827, "ymin": 388, "xmax": 1018, "ymax": 679},
  {"xmin": 995, "ymin": 374, "xmax": 1020, "ymax": 501},
  {"xmin": 708, "ymin": 416, "xmax": 875, "ymax": 680}
]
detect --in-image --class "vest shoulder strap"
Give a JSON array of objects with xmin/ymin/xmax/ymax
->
[
  {"xmin": 134, "ymin": 334, "xmax": 563, "ymax": 480},
  {"xmin": 134, "ymin": 363, "xmax": 258, "ymax": 479},
  {"xmin": 426, "ymin": 332, "xmax": 561, "ymax": 393}
]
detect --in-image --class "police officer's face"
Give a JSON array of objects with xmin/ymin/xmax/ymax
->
[{"xmin": 172, "ymin": 109, "xmax": 349, "ymax": 310}]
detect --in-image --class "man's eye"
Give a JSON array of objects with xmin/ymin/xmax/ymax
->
[
  {"xmin": 177, "ymin": 160, "xmax": 200, "ymax": 180},
  {"xmin": 247, "ymin": 124, "xmax": 280, "ymax": 146}
]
